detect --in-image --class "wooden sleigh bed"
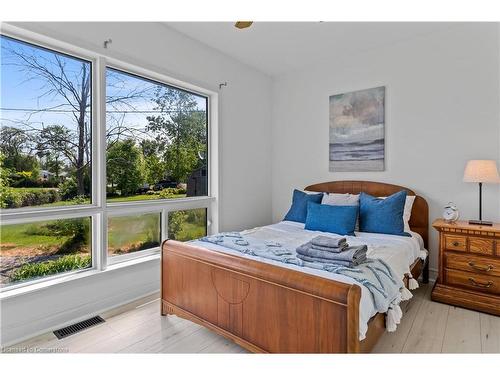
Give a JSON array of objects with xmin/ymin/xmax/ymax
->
[{"xmin": 161, "ymin": 181, "xmax": 429, "ymax": 353}]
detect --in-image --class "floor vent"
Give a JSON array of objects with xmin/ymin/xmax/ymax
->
[{"xmin": 53, "ymin": 316, "xmax": 105, "ymax": 339}]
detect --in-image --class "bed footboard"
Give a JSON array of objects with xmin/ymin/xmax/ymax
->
[{"xmin": 161, "ymin": 239, "xmax": 362, "ymax": 353}]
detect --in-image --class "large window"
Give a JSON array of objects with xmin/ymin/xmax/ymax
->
[{"xmin": 0, "ymin": 31, "xmax": 214, "ymax": 290}]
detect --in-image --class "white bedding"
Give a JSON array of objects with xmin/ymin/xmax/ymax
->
[{"xmin": 191, "ymin": 220, "xmax": 427, "ymax": 340}]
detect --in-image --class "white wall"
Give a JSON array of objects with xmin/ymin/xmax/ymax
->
[
  {"xmin": 0, "ymin": 22, "xmax": 273, "ymax": 346},
  {"xmin": 271, "ymin": 23, "xmax": 500, "ymax": 273}
]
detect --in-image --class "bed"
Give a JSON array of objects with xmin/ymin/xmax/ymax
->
[{"xmin": 161, "ymin": 180, "xmax": 429, "ymax": 353}]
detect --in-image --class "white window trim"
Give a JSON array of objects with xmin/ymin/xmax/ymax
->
[{"xmin": 0, "ymin": 24, "xmax": 219, "ymax": 295}]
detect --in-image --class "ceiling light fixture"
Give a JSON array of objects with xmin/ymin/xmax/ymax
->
[{"xmin": 234, "ymin": 21, "xmax": 253, "ymax": 29}]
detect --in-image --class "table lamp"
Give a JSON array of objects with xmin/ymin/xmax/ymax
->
[{"xmin": 463, "ymin": 160, "xmax": 500, "ymax": 226}]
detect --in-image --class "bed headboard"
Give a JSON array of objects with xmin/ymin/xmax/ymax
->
[{"xmin": 304, "ymin": 180, "xmax": 429, "ymax": 249}]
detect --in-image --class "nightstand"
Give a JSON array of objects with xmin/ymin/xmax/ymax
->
[{"xmin": 431, "ymin": 219, "xmax": 500, "ymax": 315}]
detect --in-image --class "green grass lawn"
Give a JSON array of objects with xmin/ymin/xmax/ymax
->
[
  {"xmin": 0, "ymin": 221, "xmax": 69, "ymax": 250},
  {"xmin": 14, "ymin": 187, "xmax": 57, "ymax": 192},
  {"xmin": 34, "ymin": 193, "xmax": 186, "ymax": 207},
  {"xmin": 107, "ymin": 193, "xmax": 186, "ymax": 203}
]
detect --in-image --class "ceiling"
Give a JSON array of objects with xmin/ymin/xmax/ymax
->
[{"xmin": 166, "ymin": 22, "xmax": 454, "ymax": 77}]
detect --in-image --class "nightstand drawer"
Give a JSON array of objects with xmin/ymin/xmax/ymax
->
[
  {"xmin": 446, "ymin": 253, "xmax": 500, "ymax": 277},
  {"xmin": 469, "ymin": 237, "xmax": 495, "ymax": 255},
  {"xmin": 445, "ymin": 269, "xmax": 500, "ymax": 295},
  {"xmin": 444, "ymin": 234, "xmax": 467, "ymax": 252}
]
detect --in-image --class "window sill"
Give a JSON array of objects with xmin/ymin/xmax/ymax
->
[{"xmin": 0, "ymin": 253, "xmax": 160, "ymax": 301}]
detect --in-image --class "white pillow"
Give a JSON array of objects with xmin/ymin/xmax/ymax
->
[
  {"xmin": 379, "ymin": 195, "xmax": 416, "ymax": 233},
  {"xmin": 402, "ymin": 196, "xmax": 416, "ymax": 232},
  {"xmin": 321, "ymin": 193, "xmax": 359, "ymax": 206},
  {"xmin": 322, "ymin": 193, "xmax": 360, "ymax": 231}
]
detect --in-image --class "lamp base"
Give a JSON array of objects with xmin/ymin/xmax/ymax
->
[{"xmin": 468, "ymin": 219, "xmax": 493, "ymax": 226}]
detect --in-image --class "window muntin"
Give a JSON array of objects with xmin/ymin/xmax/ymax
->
[
  {"xmin": 107, "ymin": 213, "xmax": 161, "ymax": 257},
  {"xmin": 105, "ymin": 67, "xmax": 208, "ymax": 203},
  {"xmin": 0, "ymin": 217, "xmax": 92, "ymax": 287},
  {"xmin": 1, "ymin": 35, "xmax": 92, "ymax": 209},
  {"xmin": 168, "ymin": 208, "xmax": 207, "ymax": 242}
]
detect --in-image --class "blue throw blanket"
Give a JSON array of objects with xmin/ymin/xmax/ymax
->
[{"xmin": 199, "ymin": 232, "xmax": 409, "ymax": 316}]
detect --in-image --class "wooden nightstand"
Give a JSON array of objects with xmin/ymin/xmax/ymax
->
[{"xmin": 432, "ymin": 219, "xmax": 500, "ymax": 316}]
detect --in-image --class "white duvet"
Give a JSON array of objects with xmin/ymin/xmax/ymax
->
[{"xmin": 191, "ymin": 220, "xmax": 427, "ymax": 340}]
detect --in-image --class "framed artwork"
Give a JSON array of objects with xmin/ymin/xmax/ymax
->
[{"xmin": 329, "ymin": 86, "xmax": 385, "ymax": 172}]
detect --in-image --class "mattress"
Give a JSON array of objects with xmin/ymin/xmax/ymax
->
[{"xmin": 190, "ymin": 220, "xmax": 427, "ymax": 340}]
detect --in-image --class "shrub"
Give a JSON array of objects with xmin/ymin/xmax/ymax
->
[
  {"xmin": 9, "ymin": 254, "xmax": 91, "ymax": 282},
  {"xmin": 0, "ymin": 188, "xmax": 60, "ymax": 208},
  {"xmin": 158, "ymin": 187, "xmax": 186, "ymax": 198},
  {"xmin": 45, "ymin": 218, "xmax": 90, "ymax": 253},
  {"xmin": 1, "ymin": 188, "xmax": 23, "ymax": 208},
  {"xmin": 58, "ymin": 178, "xmax": 77, "ymax": 200},
  {"xmin": 10, "ymin": 170, "xmax": 39, "ymax": 188},
  {"xmin": 159, "ymin": 188, "xmax": 176, "ymax": 199},
  {"xmin": 168, "ymin": 210, "xmax": 188, "ymax": 240}
]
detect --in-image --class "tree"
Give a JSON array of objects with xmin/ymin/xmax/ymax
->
[
  {"xmin": 0, "ymin": 126, "xmax": 39, "ymax": 173},
  {"xmin": 146, "ymin": 88, "xmax": 207, "ymax": 182},
  {"xmin": 2, "ymin": 43, "xmax": 91, "ymax": 195},
  {"xmin": 143, "ymin": 155, "xmax": 165, "ymax": 186},
  {"xmin": 106, "ymin": 140, "xmax": 144, "ymax": 196},
  {"xmin": 36, "ymin": 124, "xmax": 73, "ymax": 179},
  {"xmin": 140, "ymin": 140, "xmax": 166, "ymax": 185},
  {"xmin": 2, "ymin": 39, "xmax": 150, "ymax": 195}
]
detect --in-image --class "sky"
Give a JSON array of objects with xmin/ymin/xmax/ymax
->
[{"xmin": 0, "ymin": 34, "xmax": 207, "ymax": 150}]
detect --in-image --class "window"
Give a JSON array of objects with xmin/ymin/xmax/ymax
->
[
  {"xmin": 108, "ymin": 213, "xmax": 161, "ymax": 257},
  {"xmin": 105, "ymin": 68, "xmax": 208, "ymax": 203},
  {"xmin": 0, "ymin": 217, "xmax": 92, "ymax": 287},
  {"xmin": 168, "ymin": 208, "xmax": 207, "ymax": 242},
  {"xmin": 0, "ymin": 30, "xmax": 215, "ymax": 291},
  {"xmin": 1, "ymin": 35, "xmax": 92, "ymax": 209}
]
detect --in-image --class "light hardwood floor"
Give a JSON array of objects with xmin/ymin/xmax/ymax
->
[{"xmin": 8, "ymin": 283, "xmax": 500, "ymax": 353}]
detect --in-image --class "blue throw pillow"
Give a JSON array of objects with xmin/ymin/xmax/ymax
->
[
  {"xmin": 359, "ymin": 190, "xmax": 410, "ymax": 236},
  {"xmin": 283, "ymin": 189, "xmax": 323, "ymax": 223},
  {"xmin": 304, "ymin": 202, "xmax": 358, "ymax": 236}
]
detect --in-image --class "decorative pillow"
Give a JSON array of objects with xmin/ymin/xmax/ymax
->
[
  {"xmin": 379, "ymin": 195, "xmax": 416, "ymax": 233},
  {"xmin": 359, "ymin": 191, "xmax": 410, "ymax": 237},
  {"xmin": 322, "ymin": 193, "xmax": 360, "ymax": 231},
  {"xmin": 304, "ymin": 202, "xmax": 358, "ymax": 236},
  {"xmin": 283, "ymin": 189, "xmax": 323, "ymax": 223}
]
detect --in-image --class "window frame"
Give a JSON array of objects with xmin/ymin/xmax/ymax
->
[{"xmin": 0, "ymin": 24, "xmax": 218, "ymax": 293}]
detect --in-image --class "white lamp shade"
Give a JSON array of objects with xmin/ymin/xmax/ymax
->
[{"xmin": 463, "ymin": 160, "xmax": 500, "ymax": 183}]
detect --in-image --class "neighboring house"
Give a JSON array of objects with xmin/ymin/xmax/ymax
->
[
  {"xmin": 186, "ymin": 166, "xmax": 207, "ymax": 197},
  {"xmin": 39, "ymin": 170, "xmax": 55, "ymax": 181},
  {"xmin": 39, "ymin": 170, "xmax": 68, "ymax": 182}
]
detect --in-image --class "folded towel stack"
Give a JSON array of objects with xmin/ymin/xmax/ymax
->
[
  {"xmin": 296, "ymin": 235, "xmax": 367, "ymax": 267},
  {"xmin": 310, "ymin": 235, "xmax": 348, "ymax": 253}
]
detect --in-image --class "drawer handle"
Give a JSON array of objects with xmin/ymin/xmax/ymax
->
[
  {"xmin": 468, "ymin": 278, "xmax": 493, "ymax": 288},
  {"xmin": 452, "ymin": 241, "xmax": 460, "ymax": 247},
  {"xmin": 468, "ymin": 262, "xmax": 493, "ymax": 272}
]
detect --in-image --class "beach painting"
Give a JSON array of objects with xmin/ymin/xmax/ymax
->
[{"xmin": 329, "ymin": 86, "xmax": 385, "ymax": 172}]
